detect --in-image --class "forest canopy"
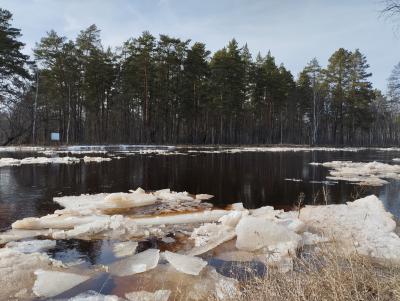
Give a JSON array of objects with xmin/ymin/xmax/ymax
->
[{"xmin": 1, "ymin": 8, "xmax": 400, "ymax": 146}]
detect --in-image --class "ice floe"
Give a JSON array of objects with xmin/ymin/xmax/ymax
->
[
  {"xmin": 112, "ymin": 241, "xmax": 139, "ymax": 258},
  {"xmin": 33, "ymin": 269, "xmax": 90, "ymax": 298},
  {"xmin": 82, "ymin": 156, "xmax": 112, "ymax": 163},
  {"xmin": 163, "ymin": 251, "xmax": 207, "ymax": 275},
  {"xmin": 310, "ymin": 160, "xmax": 400, "ymax": 186},
  {"xmin": 0, "ymin": 248, "xmax": 64, "ymax": 299},
  {"xmin": 109, "ymin": 249, "xmax": 160, "ymax": 276},
  {"xmin": 5, "ymin": 239, "xmax": 56, "ymax": 253},
  {"xmin": 284, "ymin": 178, "xmax": 303, "ymax": 182},
  {"xmin": 0, "ymin": 155, "xmax": 117, "ymax": 167}
]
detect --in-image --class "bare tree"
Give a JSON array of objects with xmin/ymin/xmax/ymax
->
[{"xmin": 382, "ymin": 0, "xmax": 400, "ymax": 15}]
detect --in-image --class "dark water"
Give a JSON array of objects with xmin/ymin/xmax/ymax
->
[
  {"xmin": 1, "ymin": 146, "xmax": 400, "ymax": 295},
  {"xmin": 1, "ymin": 147, "xmax": 399, "ymax": 232}
]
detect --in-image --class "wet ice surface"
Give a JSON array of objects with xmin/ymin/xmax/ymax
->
[{"xmin": 1, "ymin": 145, "xmax": 400, "ymax": 299}]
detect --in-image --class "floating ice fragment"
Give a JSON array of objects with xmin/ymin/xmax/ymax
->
[
  {"xmin": 310, "ymin": 160, "xmax": 400, "ymax": 186},
  {"xmin": 235, "ymin": 216, "xmax": 301, "ymax": 252},
  {"xmin": 188, "ymin": 223, "xmax": 236, "ymax": 256},
  {"xmin": 134, "ymin": 210, "xmax": 229, "ymax": 226},
  {"xmin": 83, "ymin": 156, "xmax": 112, "ymax": 163},
  {"xmin": 188, "ymin": 267, "xmax": 240, "ymax": 300},
  {"xmin": 0, "ymin": 229, "xmax": 51, "ymax": 244},
  {"xmin": 163, "ymin": 251, "xmax": 207, "ymax": 275},
  {"xmin": 6, "ymin": 239, "xmax": 56, "ymax": 253},
  {"xmin": 0, "ymin": 157, "xmax": 20, "ymax": 167},
  {"xmin": 0, "ymin": 248, "xmax": 63, "ymax": 299},
  {"xmin": 104, "ymin": 192, "xmax": 158, "ymax": 209},
  {"xmin": 109, "ymin": 249, "xmax": 160, "ymax": 276},
  {"xmin": 33, "ymin": 269, "xmax": 90, "ymax": 298},
  {"xmin": 284, "ymin": 178, "xmax": 302, "ymax": 182},
  {"xmin": 218, "ymin": 210, "xmax": 249, "ymax": 228},
  {"xmin": 155, "ymin": 189, "xmax": 193, "ymax": 201},
  {"xmin": 0, "ymin": 156, "xmax": 81, "ymax": 167},
  {"xmin": 195, "ymin": 194, "xmax": 214, "ymax": 200},
  {"xmin": 125, "ymin": 290, "xmax": 171, "ymax": 301},
  {"xmin": 12, "ymin": 214, "xmax": 103, "ymax": 230},
  {"xmin": 53, "ymin": 193, "xmax": 110, "ymax": 210},
  {"xmin": 112, "ymin": 241, "xmax": 138, "ymax": 258}
]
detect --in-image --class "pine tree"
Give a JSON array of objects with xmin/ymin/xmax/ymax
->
[{"xmin": 0, "ymin": 9, "xmax": 30, "ymax": 104}]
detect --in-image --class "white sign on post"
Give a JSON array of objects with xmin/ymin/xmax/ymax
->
[{"xmin": 51, "ymin": 132, "xmax": 60, "ymax": 141}]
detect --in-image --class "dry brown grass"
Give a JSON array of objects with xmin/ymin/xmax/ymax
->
[{"xmin": 215, "ymin": 246, "xmax": 400, "ymax": 301}]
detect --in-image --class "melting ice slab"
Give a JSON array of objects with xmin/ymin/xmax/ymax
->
[
  {"xmin": 109, "ymin": 249, "xmax": 160, "ymax": 276},
  {"xmin": 33, "ymin": 269, "xmax": 90, "ymax": 298},
  {"xmin": 235, "ymin": 216, "xmax": 301, "ymax": 252},
  {"xmin": 163, "ymin": 251, "xmax": 207, "ymax": 275},
  {"xmin": 5, "ymin": 239, "xmax": 56, "ymax": 253}
]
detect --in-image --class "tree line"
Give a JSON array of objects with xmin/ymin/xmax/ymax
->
[{"xmin": 1, "ymin": 8, "xmax": 400, "ymax": 146}]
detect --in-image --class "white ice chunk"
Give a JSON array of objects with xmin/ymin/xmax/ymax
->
[
  {"xmin": 82, "ymin": 156, "xmax": 112, "ymax": 163},
  {"xmin": 0, "ymin": 157, "xmax": 20, "ymax": 167},
  {"xmin": 51, "ymin": 215, "xmax": 144, "ymax": 240},
  {"xmin": 103, "ymin": 192, "xmax": 158, "ymax": 209},
  {"xmin": 134, "ymin": 210, "xmax": 229, "ymax": 226},
  {"xmin": 12, "ymin": 214, "xmax": 104, "ymax": 230},
  {"xmin": 310, "ymin": 160, "xmax": 400, "ymax": 186},
  {"xmin": 218, "ymin": 210, "xmax": 249, "ymax": 227},
  {"xmin": 235, "ymin": 216, "xmax": 301, "ymax": 252},
  {"xmin": 163, "ymin": 251, "xmax": 207, "ymax": 275},
  {"xmin": 0, "ymin": 248, "xmax": 63, "ymax": 299},
  {"xmin": 154, "ymin": 189, "xmax": 193, "ymax": 201},
  {"xmin": 0, "ymin": 229, "xmax": 51, "ymax": 244},
  {"xmin": 33, "ymin": 269, "xmax": 90, "ymax": 298},
  {"xmin": 125, "ymin": 290, "xmax": 171, "ymax": 301},
  {"xmin": 109, "ymin": 249, "xmax": 160, "ymax": 276},
  {"xmin": 54, "ymin": 193, "xmax": 109, "ymax": 211},
  {"xmin": 300, "ymin": 195, "xmax": 400, "ymax": 261},
  {"xmin": 188, "ymin": 223, "xmax": 236, "ymax": 256},
  {"xmin": 250, "ymin": 206, "xmax": 280, "ymax": 219},
  {"xmin": 6, "ymin": 239, "xmax": 56, "ymax": 253},
  {"xmin": 112, "ymin": 241, "xmax": 138, "ymax": 258},
  {"xmin": 195, "ymin": 194, "xmax": 214, "ymax": 200},
  {"xmin": 188, "ymin": 268, "xmax": 240, "ymax": 300}
]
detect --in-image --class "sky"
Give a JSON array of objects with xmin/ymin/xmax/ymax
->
[{"xmin": 1, "ymin": 0, "xmax": 399, "ymax": 91}]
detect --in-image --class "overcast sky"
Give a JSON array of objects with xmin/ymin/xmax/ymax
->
[{"xmin": 1, "ymin": 0, "xmax": 398, "ymax": 91}]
